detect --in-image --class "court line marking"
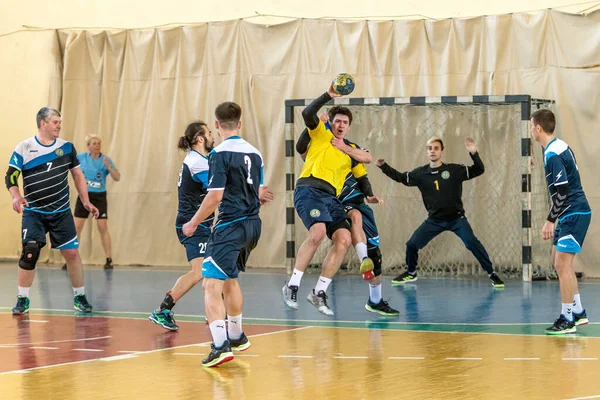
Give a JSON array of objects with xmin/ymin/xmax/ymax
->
[
  {"xmin": 117, "ymin": 350, "xmax": 140, "ymax": 354},
  {"xmin": 0, "ymin": 326, "xmax": 312, "ymax": 376},
  {"xmin": 562, "ymin": 358, "xmax": 598, "ymax": 361},
  {"xmin": 333, "ymin": 356, "xmax": 368, "ymax": 359},
  {"xmin": 173, "ymin": 353, "xmax": 203, "ymax": 356},
  {"xmin": 565, "ymin": 396, "xmax": 600, "ymax": 400},
  {"xmin": 73, "ymin": 348, "xmax": 104, "ymax": 352},
  {"xmin": 101, "ymin": 354, "xmax": 137, "ymax": 362},
  {"xmin": 30, "ymin": 346, "xmax": 59, "ymax": 350},
  {"xmin": 504, "ymin": 358, "xmax": 540, "ymax": 361},
  {"xmin": 278, "ymin": 355, "xmax": 314, "ymax": 359},
  {"xmin": 0, "ymin": 335, "xmax": 111, "ymax": 347},
  {"xmin": 389, "ymin": 356, "xmax": 425, "ymax": 360},
  {"xmin": 446, "ymin": 358, "xmax": 483, "ymax": 360},
  {"xmin": 4, "ymin": 308, "xmax": 596, "ymax": 339},
  {"xmin": 23, "ymin": 320, "xmax": 48, "ymax": 323},
  {"xmin": 3, "ymin": 307, "xmax": 588, "ymax": 326}
]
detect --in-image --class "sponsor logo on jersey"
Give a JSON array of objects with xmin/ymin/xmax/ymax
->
[
  {"xmin": 441, "ymin": 171, "xmax": 450, "ymax": 179},
  {"xmin": 55, "ymin": 148, "xmax": 64, "ymax": 157}
]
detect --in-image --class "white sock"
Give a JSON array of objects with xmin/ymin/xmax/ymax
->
[
  {"xmin": 369, "ymin": 284, "xmax": 382, "ymax": 304},
  {"xmin": 356, "ymin": 242, "xmax": 368, "ymax": 261},
  {"xmin": 562, "ymin": 303, "xmax": 574, "ymax": 321},
  {"xmin": 209, "ymin": 320, "xmax": 228, "ymax": 347},
  {"xmin": 227, "ymin": 314, "xmax": 243, "ymax": 340},
  {"xmin": 573, "ymin": 294, "xmax": 583, "ymax": 314},
  {"xmin": 18, "ymin": 286, "xmax": 30, "ymax": 298},
  {"xmin": 73, "ymin": 287, "xmax": 85, "ymax": 296},
  {"xmin": 288, "ymin": 269, "xmax": 304, "ymax": 287},
  {"xmin": 314, "ymin": 276, "xmax": 332, "ymax": 293}
]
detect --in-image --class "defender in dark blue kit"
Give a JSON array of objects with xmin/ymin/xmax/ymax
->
[
  {"xmin": 182, "ymin": 102, "xmax": 273, "ymax": 367},
  {"xmin": 5, "ymin": 107, "xmax": 98, "ymax": 314},
  {"xmin": 148, "ymin": 121, "xmax": 215, "ymax": 331},
  {"xmin": 531, "ymin": 109, "xmax": 592, "ymax": 335},
  {"xmin": 377, "ymin": 136, "xmax": 505, "ymax": 288}
]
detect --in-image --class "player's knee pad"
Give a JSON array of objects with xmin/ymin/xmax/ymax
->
[
  {"xmin": 19, "ymin": 241, "xmax": 41, "ymax": 271},
  {"xmin": 367, "ymin": 246, "xmax": 382, "ymax": 277},
  {"xmin": 326, "ymin": 218, "xmax": 351, "ymax": 240}
]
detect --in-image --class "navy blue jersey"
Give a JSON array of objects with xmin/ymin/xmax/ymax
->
[
  {"xmin": 207, "ymin": 136, "xmax": 263, "ymax": 228},
  {"xmin": 176, "ymin": 150, "xmax": 213, "ymax": 227},
  {"xmin": 544, "ymin": 138, "xmax": 590, "ymax": 219},
  {"xmin": 9, "ymin": 137, "xmax": 79, "ymax": 214}
]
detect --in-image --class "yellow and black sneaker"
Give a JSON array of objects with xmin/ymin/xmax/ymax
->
[
  {"xmin": 545, "ymin": 315, "xmax": 576, "ymax": 335},
  {"xmin": 202, "ymin": 341, "xmax": 234, "ymax": 368},
  {"xmin": 574, "ymin": 310, "xmax": 589, "ymax": 326},
  {"xmin": 365, "ymin": 299, "xmax": 400, "ymax": 316},
  {"xmin": 229, "ymin": 332, "xmax": 251, "ymax": 351},
  {"xmin": 489, "ymin": 273, "xmax": 505, "ymax": 288},
  {"xmin": 391, "ymin": 271, "xmax": 417, "ymax": 285}
]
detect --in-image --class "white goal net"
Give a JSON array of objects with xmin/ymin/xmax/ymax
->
[{"xmin": 288, "ymin": 99, "xmax": 554, "ymax": 280}]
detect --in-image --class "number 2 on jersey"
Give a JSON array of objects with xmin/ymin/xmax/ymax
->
[
  {"xmin": 434, "ymin": 180, "xmax": 439, "ymax": 191},
  {"xmin": 244, "ymin": 156, "xmax": 253, "ymax": 184}
]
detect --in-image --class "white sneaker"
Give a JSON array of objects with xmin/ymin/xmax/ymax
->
[
  {"xmin": 307, "ymin": 290, "xmax": 333, "ymax": 316},
  {"xmin": 282, "ymin": 283, "xmax": 299, "ymax": 310}
]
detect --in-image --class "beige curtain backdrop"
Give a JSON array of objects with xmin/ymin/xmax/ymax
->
[{"xmin": 1, "ymin": 10, "xmax": 599, "ymax": 275}]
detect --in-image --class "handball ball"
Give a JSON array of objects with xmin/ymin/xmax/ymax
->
[{"xmin": 332, "ymin": 73, "xmax": 355, "ymax": 96}]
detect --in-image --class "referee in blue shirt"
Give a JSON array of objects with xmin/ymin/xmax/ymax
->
[{"xmin": 63, "ymin": 135, "xmax": 120, "ymax": 269}]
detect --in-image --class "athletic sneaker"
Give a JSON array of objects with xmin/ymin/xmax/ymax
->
[
  {"xmin": 149, "ymin": 309, "xmax": 179, "ymax": 331},
  {"xmin": 104, "ymin": 258, "xmax": 114, "ymax": 270},
  {"xmin": 282, "ymin": 283, "xmax": 299, "ymax": 310},
  {"xmin": 360, "ymin": 257, "xmax": 374, "ymax": 274},
  {"xmin": 574, "ymin": 310, "xmax": 589, "ymax": 326},
  {"xmin": 307, "ymin": 290, "xmax": 333, "ymax": 316},
  {"xmin": 391, "ymin": 271, "xmax": 417, "ymax": 285},
  {"xmin": 74, "ymin": 294, "xmax": 93, "ymax": 313},
  {"xmin": 489, "ymin": 273, "xmax": 505, "ymax": 288},
  {"xmin": 61, "ymin": 263, "xmax": 67, "ymax": 270},
  {"xmin": 365, "ymin": 299, "xmax": 400, "ymax": 316},
  {"xmin": 545, "ymin": 315, "xmax": 576, "ymax": 335},
  {"xmin": 228, "ymin": 332, "xmax": 251, "ymax": 351},
  {"xmin": 12, "ymin": 296, "xmax": 30, "ymax": 315},
  {"xmin": 202, "ymin": 341, "xmax": 234, "ymax": 367}
]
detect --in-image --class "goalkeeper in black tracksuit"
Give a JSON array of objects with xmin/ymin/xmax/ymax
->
[{"xmin": 377, "ymin": 136, "xmax": 505, "ymax": 288}]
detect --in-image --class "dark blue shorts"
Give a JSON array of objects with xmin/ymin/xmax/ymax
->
[
  {"xmin": 176, "ymin": 226, "xmax": 211, "ymax": 262},
  {"xmin": 22, "ymin": 209, "xmax": 78, "ymax": 249},
  {"xmin": 553, "ymin": 212, "xmax": 592, "ymax": 253},
  {"xmin": 294, "ymin": 186, "xmax": 349, "ymax": 237},
  {"xmin": 343, "ymin": 201, "xmax": 380, "ymax": 248},
  {"xmin": 202, "ymin": 218, "xmax": 262, "ymax": 280}
]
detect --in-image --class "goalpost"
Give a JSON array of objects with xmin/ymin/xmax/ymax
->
[{"xmin": 284, "ymin": 95, "xmax": 555, "ymax": 282}]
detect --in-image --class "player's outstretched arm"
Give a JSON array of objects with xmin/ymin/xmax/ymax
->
[
  {"xmin": 463, "ymin": 137, "xmax": 484, "ymax": 179},
  {"xmin": 376, "ymin": 159, "xmax": 413, "ymax": 186},
  {"xmin": 71, "ymin": 167, "xmax": 99, "ymax": 218},
  {"xmin": 301, "ymin": 85, "xmax": 341, "ymax": 130}
]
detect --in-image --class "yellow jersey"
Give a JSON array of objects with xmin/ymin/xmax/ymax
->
[{"xmin": 298, "ymin": 120, "xmax": 361, "ymax": 197}]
